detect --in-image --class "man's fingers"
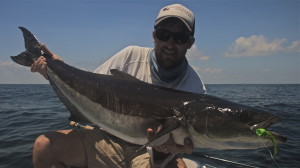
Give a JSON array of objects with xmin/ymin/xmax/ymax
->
[
  {"xmin": 40, "ymin": 43, "xmax": 54, "ymax": 56},
  {"xmin": 156, "ymin": 124, "xmax": 163, "ymax": 134},
  {"xmin": 30, "ymin": 61, "xmax": 37, "ymax": 72},
  {"xmin": 41, "ymin": 61, "xmax": 47, "ymax": 70},
  {"xmin": 146, "ymin": 124, "xmax": 194, "ymax": 154},
  {"xmin": 166, "ymin": 134, "xmax": 182, "ymax": 153},
  {"xmin": 30, "ymin": 56, "xmax": 48, "ymax": 80},
  {"xmin": 36, "ymin": 56, "xmax": 45, "ymax": 66},
  {"xmin": 40, "ymin": 62, "xmax": 48, "ymax": 78},
  {"xmin": 163, "ymin": 134, "xmax": 193, "ymax": 154},
  {"xmin": 147, "ymin": 123, "xmax": 163, "ymax": 139},
  {"xmin": 147, "ymin": 128, "xmax": 155, "ymax": 142},
  {"xmin": 36, "ymin": 57, "xmax": 46, "ymax": 70},
  {"xmin": 40, "ymin": 43, "xmax": 63, "ymax": 61},
  {"xmin": 173, "ymin": 137, "xmax": 193, "ymax": 154}
]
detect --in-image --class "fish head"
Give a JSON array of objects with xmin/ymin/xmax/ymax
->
[{"xmin": 187, "ymin": 96, "xmax": 287, "ymax": 150}]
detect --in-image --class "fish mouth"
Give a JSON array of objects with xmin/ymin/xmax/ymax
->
[
  {"xmin": 250, "ymin": 115, "xmax": 281, "ymax": 131},
  {"xmin": 250, "ymin": 115, "xmax": 287, "ymax": 143}
]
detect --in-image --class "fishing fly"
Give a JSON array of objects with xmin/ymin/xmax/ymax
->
[{"xmin": 256, "ymin": 128, "xmax": 277, "ymax": 158}]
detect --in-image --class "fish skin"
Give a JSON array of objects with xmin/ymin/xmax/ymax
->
[{"xmin": 10, "ymin": 27, "xmax": 287, "ymax": 150}]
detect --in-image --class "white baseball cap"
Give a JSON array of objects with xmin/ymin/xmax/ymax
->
[{"xmin": 155, "ymin": 4, "xmax": 195, "ymax": 35}]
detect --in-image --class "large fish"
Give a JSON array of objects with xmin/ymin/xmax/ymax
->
[{"xmin": 11, "ymin": 27, "xmax": 286, "ymax": 151}]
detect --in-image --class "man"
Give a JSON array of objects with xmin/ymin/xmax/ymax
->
[{"xmin": 31, "ymin": 4, "xmax": 206, "ymax": 168}]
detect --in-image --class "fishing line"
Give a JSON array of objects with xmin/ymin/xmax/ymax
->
[
  {"xmin": 192, "ymin": 152, "xmax": 259, "ymax": 168},
  {"xmin": 263, "ymin": 142, "xmax": 282, "ymax": 168},
  {"xmin": 191, "ymin": 128, "xmax": 280, "ymax": 168},
  {"xmin": 256, "ymin": 128, "xmax": 282, "ymax": 168},
  {"xmin": 256, "ymin": 128, "xmax": 277, "ymax": 157}
]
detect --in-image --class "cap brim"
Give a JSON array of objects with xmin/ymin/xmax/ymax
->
[{"xmin": 155, "ymin": 16, "xmax": 192, "ymax": 32}]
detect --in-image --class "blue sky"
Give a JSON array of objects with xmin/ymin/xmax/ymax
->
[{"xmin": 0, "ymin": 0, "xmax": 299, "ymax": 84}]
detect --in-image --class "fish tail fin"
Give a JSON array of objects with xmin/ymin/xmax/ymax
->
[
  {"xmin": 18, "ymin": 26, "xmax": 43, "ymax": 55},
  {"xmin": 10, "ymin": 51, "xmax": 35, "ymax": 67},
  {"xmin": 10, "ymin": 26, "xmax": 43, "ymax": 66}
]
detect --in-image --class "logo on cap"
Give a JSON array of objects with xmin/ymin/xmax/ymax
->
[{"xmin": 163, "ymin": 7, "xmax": 169, "ymax": 11}]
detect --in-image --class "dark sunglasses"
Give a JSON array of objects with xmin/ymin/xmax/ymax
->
[{"xmin": 155, "ymin": 29, "xmax": 191, "ymax": 45}]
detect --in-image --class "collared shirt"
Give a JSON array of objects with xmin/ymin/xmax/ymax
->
[{"xmin": 94, "ymin": 46, "xmax": 206, "ymax": 94}]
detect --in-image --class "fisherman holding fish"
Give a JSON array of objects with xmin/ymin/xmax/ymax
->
[{"xmin": 31, "ymin": 4, "xmax": 206, "ymax": 168}]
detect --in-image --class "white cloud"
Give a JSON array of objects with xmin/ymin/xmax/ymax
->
[
  {"xmin": 287, "ymin": 40, "xmax": 300, "ymax": 53},
  {"xmin": 224, "ymin": 35, "xmax": 288, "ymax": 57},
  {"xmin": 0, "ymin": 59, "xmax": 27, "ymax": 74},
  {"xmin": 204, "ymin": 68, "xmax": 223, "ymax": 74},
  {"xmin": 0, "ymin": 59, "xmax": 46, "ymax": 84},
  {"xmin": 186, "ymin": 44, "xmax": 210, "ymax": 61},
  {"xmin": 192, "ymin": 66, "xmax": 222, "ymax": 75}
]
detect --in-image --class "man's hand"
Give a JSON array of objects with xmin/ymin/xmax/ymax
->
[
  {"xmin": 147, "ymin": 124, "xmax": 193, "ymax": 154},
  {"xmin": 30, "ymin": 44, "xmax": 63, "ymax": 80}
]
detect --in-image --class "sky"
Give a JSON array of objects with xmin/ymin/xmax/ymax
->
[{"xmin": 0, "ymin": 0, "xmax": 299, "ymax": 84}]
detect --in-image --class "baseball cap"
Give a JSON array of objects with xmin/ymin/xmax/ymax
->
[{"xmin": 155, "ymin": 4, "xmax": 195, "ymax": 35}]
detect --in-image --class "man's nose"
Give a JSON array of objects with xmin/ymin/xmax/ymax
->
[{"xmin": 166, "ymin": 35, "xmax": 176, "ymax": 46}]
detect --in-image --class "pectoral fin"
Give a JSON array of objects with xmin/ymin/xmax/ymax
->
[{"xmin": 119, "ymin": 117, "xmax": 181, "ymax": 165}]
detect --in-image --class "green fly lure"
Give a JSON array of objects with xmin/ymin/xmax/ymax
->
[{"xmin": 256, "ymin": 128, "xmax": 278, "ymax": 158}]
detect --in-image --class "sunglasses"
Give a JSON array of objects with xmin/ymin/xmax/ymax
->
[{"xmin": 155, "ymin": 29, "xmax": 191, "ymax": 45}]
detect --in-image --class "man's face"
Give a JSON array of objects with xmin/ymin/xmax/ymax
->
[{"xmin": 153, "ymin": 19, "xmax": 194, "ymax": 69}]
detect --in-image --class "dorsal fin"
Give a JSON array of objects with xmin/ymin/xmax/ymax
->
[{"xmin": 110, "ymin": 69, "xmax": 142, "ymax": 82}]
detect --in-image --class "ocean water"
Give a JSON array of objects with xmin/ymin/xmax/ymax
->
[{"xmin": 0, "ymin": 84, "xmax": 299, "ymax": 168}]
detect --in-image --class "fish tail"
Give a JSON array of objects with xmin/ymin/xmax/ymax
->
[
  {"xmin": 10, "ymin": 51, "xmax": 35, "ymax": 67},
  {"xmin": 10, "ymin": 26, "xmax": 43, "ymax": 67}
]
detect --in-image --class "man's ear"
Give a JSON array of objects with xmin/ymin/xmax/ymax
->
[
  {"xmin": 152, "ymin": 31, "xmax": 157, "ymax": 43},
  {"xmin": 187, "ymin": 37, "xmax": 195, "ymax": 49}
]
